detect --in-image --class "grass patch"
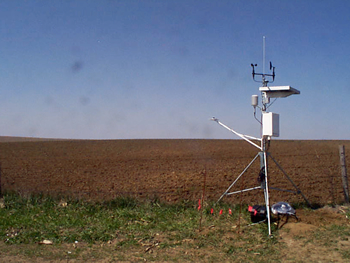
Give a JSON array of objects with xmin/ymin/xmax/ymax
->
[
  {"xmin": 1, "ymin": 193, "xmax": 348, "ymax": 262},
  {"xmin": 0, "ymin": 193, "xmax": 281, "ymax": 261}
]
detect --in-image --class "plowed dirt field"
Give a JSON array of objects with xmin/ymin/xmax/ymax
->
[{"xmin": 0, "ymin": 138, "xmax": 349, "ymax": 206}]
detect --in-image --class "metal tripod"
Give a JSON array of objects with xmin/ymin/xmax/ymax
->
[
  {"xmin": 212, "ymin": 119, "xmax": 311, "ymax": 235},
  {"xmin": 213, "ymin": 46, "xmax": 306, "ymax": 235}
]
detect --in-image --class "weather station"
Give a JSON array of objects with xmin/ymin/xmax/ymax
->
[{"xmin": 211, "ymin": 37, "xmax": 310, "ymax": 236}]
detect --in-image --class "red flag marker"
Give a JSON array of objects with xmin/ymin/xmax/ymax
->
[
  {"xmin": 229, "ymin": 208, "xmax": 232, "ymax": 215},
  {"xmin": 219, "ymin": 209, "xmax": 223, "ymax": 215},
  {"xmin": 211, "ymin": 208, "xmax": 214, "ymax": 215}
]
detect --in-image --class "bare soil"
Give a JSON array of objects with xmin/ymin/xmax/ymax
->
[
  {"xmin": 0, "ymin": 138, "xmax": 349, "ymax": 206},
  {"xmin": 278, "ymin": 205, "xmax": 350, "ymax": 262},
  {"xmin": 0, "ymin": 138, "xmax": 349, "ymax": 262}
]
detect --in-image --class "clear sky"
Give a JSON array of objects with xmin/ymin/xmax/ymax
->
[{"xmin": 0, "ymin": 0, "xmax": 349, "ymax": 140}]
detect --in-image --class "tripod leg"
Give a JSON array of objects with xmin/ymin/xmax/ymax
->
[
  {"xmin": 276, "ymin": 214, "xmax": 280, "ymax": 229},
  {"xmin": 216, "ymin": 153, "xmax": 260, "ymax": 204},
  {"xmin": 268, "ymin": 154, "xmax": 312, "ymax": 208},
  {"xmin": 279, "ymin": 215, "xmax": 289, "ymax": 229}
]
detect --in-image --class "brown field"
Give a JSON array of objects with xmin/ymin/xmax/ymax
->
[
  {"xmin": 0, "ymin": 138, "xmax": 350, "ymax": 262},
  {"xmin": 0, "ymin": 138, "xmax": 349, "ymax": 206}
]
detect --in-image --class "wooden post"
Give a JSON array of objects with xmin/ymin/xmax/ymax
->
[
  {"xmin": 0, "ymin": 163, "xmax": 2, "ymax": 198},
  {"xmin": 339, "ymin": 145, "xmax": 349, "ymax": 204}
]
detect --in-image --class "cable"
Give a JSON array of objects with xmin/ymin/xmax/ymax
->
[{"xmin": 253, "ymin": 107, "xmax": 262, "ymax": 125}]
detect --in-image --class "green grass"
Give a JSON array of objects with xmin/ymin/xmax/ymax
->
[
  {"xmin": 0, "ymin": 193, "xmax": 284, "ymax": 261},
  {"xmin": 0, "ymin": 193, "xmax": 348, "ymax": 262}
]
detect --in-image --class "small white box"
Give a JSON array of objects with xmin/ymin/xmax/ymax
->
[{"xmin": 262, "ymin": 112, "xmax": 279, "ymax": 137}]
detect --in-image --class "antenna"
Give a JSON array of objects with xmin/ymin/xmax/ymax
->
[
  {"xmin": 251, "ymin": 36, "xmax": 275, "ymax": 87},
  {"xmin": 263, "ymin": 36, "xmax": 265, "ymax": 75}
]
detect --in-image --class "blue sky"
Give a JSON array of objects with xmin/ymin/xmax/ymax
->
[{"xmin": 0, "ymin": 0, "xmax": 349, "ymax": 140}]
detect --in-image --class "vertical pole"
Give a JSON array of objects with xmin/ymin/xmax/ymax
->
[
  {"xmin": 262, "ymin": 137, "xmax": 272, "ymax": 236},
  {"xmin": 0, "ymin": 163, "xmax": 2, "ymax": 198},
  {"xmin": 339, "ymin": 145, "xmax": 349, "ymax": 204}
]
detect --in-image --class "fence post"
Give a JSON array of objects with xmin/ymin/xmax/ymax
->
[
  {"xmin": 0, "ymin": 163, "xmax": 2, "ymax": 198},
  {"xmin": 339, "ymin": 145, "xmax": 349, "ymax": 204}
]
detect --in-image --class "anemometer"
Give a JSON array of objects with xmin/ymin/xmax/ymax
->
[{"xmin": 211, "ymin": 37, "xmax": 309, "ymax": 236}]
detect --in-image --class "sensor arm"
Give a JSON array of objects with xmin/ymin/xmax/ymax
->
[
  {"xmin": 211, "ymin": 118, "xmax": 262, "ymax": 150},
  {"xmin": 251, "ymin": 62, "xmax": 275, "ymax": 85}
]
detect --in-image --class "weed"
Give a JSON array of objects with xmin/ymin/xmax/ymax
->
[
  {"xmin": 0, "ymin": 193, "xmax": 348, "ymax": 262},
  {"xmin": 341, "ymin": 250, "xmax": 350, "ymax": 259}
]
